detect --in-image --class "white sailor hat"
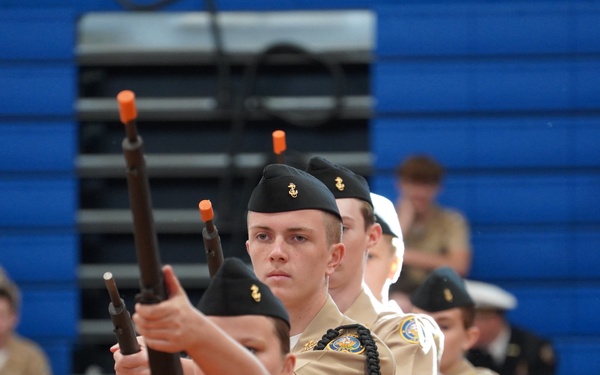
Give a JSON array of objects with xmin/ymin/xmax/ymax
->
[
  {"xmin": 370, "ymin": 193, "xmax": 402, "ymax": 238},
  {"xmin": 464, "ymin": 279, "xmax": 518, "ymax": 311}
]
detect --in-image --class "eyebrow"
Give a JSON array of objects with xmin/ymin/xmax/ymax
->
[{"xmin": 248, "ymin": 225, "xmax": 316, "ymax": 234}]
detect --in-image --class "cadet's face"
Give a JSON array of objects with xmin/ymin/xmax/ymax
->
[
  {"xmin": 364, "ymin": 234, "xmax": 397, "ymax": 298},
  {"xmin": 246, "ymin": 210, "xmax": 337, "ymax": 309},
  {"xmin": 0, "ymin": 298, "xmax": 17, "ymax": 346},
  {"xmin": 414, "ymin": 307, "xmax": 476, "ymax": 373},
  {"xmin": 330, "ymin": 198, "xmax": 374, "ymax": 289},
  {"xmin": 473, "ymin": 310, "xmax": 503, "ymax": 346},
  {"xmin": 209, "ymin": 315, "xmax": 294, "ymax": 375},
  {"xmin": 399, "ymin": 181, "xmax": 439, "ymax": 214}
]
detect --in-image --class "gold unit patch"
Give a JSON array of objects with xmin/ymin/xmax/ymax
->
[
  {"xmin": 326, "ymin": 334, "xmax": 365, "ymax": 354},
  {"xmin": 399, "ymin": 316, "xmax": 421, "ymax": 344}
]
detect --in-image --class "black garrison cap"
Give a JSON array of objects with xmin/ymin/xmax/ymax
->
[
  {"xmin": 305, "ymin": 156, "xmax": 373, "ymax": 206},
  {"xmin": 411, "ymin": 267, "xmax": 474, "ymax": 312},
  {"xmin": 248, "ymin": 163, "xmax": 341, "ymax": 221},
  {"xmin": 197, "ymin": 258, "xmax": 290, "ymax": 327}
]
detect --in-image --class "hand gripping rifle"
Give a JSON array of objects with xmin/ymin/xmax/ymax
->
[
  {"xmin": 104, "ymin": 272, "xmax": 140, "ymax": 355},
  {"xmin": 117, "ymin": 90, "xmax": 184, "ymax": 375},
  {"xmin": 199, "ymin": 200, "xmax": 224, "ymax": 278},
  {"xmin": 272, "ymin": 130, "xmax": 286, "ymax": 164}
]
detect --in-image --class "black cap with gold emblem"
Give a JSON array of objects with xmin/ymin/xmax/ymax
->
[
  {"xmin": 248, "ymin": 163, "xmax": 341, "ymax": 221},
  {"xmin": 411, "ymin": 266, "xmax": 474, "ymax": 312},
  {"xmin": 197, "ymin": 257, "xmax": 290, "ymax": 328},
  {"xmin": 305, "ymin": 156, "xmax": 373, "ymax": 207}
]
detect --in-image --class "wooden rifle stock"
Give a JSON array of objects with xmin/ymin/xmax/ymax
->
[
  {"xmin": 117, "ymin": 90, "xmax": 184, "ymax": 375},
  {"xmin": 104, "ymin": 272, "xmax": 140, "ymax": 355}
]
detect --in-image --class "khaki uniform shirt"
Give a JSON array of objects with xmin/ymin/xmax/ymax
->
[
  {"xmin": 445, "ymin": 358, "xmax": 499, "ymax": 375},
  {"xmin": 402, "ymin": 205, "xmax": 471, "ymax": 286},
  {"xmin": 345, "ymin": 286, "xmax": 443, "ymax": 375},
  {"xmin": 0, "ymin": 335, "xmax": 51, "ymax": 375},
  {"xmin": 293, "ymin": 295, "xmax": 396, "ymax": 375}
]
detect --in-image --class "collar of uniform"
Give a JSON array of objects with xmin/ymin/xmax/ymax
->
[
  {"xmin": 293, "ymin": 295, "xmax": 345, "ymax": 355},
  {"xmin": 344, "ymin": 286, "xmax": 386, "ymax": 326}
]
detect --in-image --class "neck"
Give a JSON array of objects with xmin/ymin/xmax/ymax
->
[
  {"xmin": 329, "ymin": 282, "xmax": 362, "ymax": 313},
  {"xmin": 377, "ymin": 286, "xmax": 388, "ymax": 304},
  {"xmin": 285, "ymin": 290, "xmax": 328, "ymax": 336}
]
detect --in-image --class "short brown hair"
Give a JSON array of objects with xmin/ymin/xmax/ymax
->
[
  {"xmin": 323, "ymin": 211, "xmax": 343, "ymax": 245},
  {"xmin": 460, "ymin": 305, "xmax": 476, "ymax": 330},
  {"xmin": 0, "ymin": 283, "xmax": 20, "ymax": 314},
  {"xmin": 271, "ymin": 316, "xmax": 291, "ymax": 355},
  {"xmin": 396, "ymin": 155, "xmax": 445, "ymax": 184},
  {"xmin": 360, "ymin": 200, "xmax": 376, "ymax": 231}
]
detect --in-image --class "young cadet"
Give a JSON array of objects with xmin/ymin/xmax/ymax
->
[
  {"xmin": 364, "ymin": 192, "xmax": 404, "ymax": 305},
  {"xmin": 305, "ymin": 156, "xmax": 442, "ymax": 374},
  {"xmin": 246, "ymin": 163, "xmax": 395, "ymax": 375},
  {"xmin": 112, "ymin": 259, "xmax": 289, "ymax": 375},
  {"xmin": 412, "ymin": 267, "xmax": 498, "ymax": 375}
]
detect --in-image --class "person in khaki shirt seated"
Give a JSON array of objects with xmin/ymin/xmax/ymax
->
[
  {"xmin": 0, "ymin": 268, "xmax": 51, "ymax": 375},
  {"xmin": 395, "ymin": 155, "xmax": 472, "ymax": 287},
  {"xmin": 306, "ymin": 156, "xmax": 442, "ymax": 374},
  {"xmin": 412, "ymin": 267, "xmax": 498, "ymax": 375}
]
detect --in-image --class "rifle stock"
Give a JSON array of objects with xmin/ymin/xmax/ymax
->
[
  {"xmin": 199, "ymin": 200, "xmax": 224, "ymax": 278},
  {"xmin": 104, "ymin": 272, "xmax": 140, "ymax": 355},
  {"xmin": 118, "ymin": 90, "xmax": 184, "ymax": 375}
]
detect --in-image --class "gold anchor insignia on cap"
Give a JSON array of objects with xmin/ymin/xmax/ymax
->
[
  {"xmin": 288, "ymin": 183, "xmax": 298, "ymax": 198},
  {"xmin": 335, "ymin": 177, "xmax": 345, "ymax": 191},
  {"xmin": 250, "ymin": 284, "xmax": 261, "ymax": 302},
  {"xmin": 444, "ymin": 288, "xmax": 453, "ymax": 302},
  {"xmin": 302, "ymin": 340, "xmax": 317, "ymax": 352}
]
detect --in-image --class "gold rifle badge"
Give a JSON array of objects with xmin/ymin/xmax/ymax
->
[
  {"xmin": 335, "ymin": 177, "xmax": 345, "ymax": 191},
  {"xmin": 250, "ymin": 284, "xmax": 261, "ymax": 302},
  {"xmin": 302, "ymin": 340, "xmax": 317, "ymax": 352},
  {"xmin": 288, "ymin": 183, "xmax": 298, "ymax": 198}
]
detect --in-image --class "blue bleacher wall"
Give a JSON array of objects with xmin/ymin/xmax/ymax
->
[
  {"xmin": 372, "ymin": 2, "xmax": 600, "ymax": 374},
  {"xmin": 1, "ymin": 1, "xmax": 598, "ymax": 374},
  {"xmin": 0, "ymin": 7, "xmax": 79, "ymax": 375}
]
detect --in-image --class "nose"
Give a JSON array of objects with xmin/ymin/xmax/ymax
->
[{"xmin": 269, "ymin": 237, "xmax": 288, "ymax": 262}]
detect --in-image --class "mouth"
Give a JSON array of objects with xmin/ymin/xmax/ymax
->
[{"xmin": 266, "ymin": 270, "xmax": 290, "ymax": 281}]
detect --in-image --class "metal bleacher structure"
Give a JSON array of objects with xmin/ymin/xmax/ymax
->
[{"xmin": 0, "ymin": 1, "xmax": 599, "ymax": 375}]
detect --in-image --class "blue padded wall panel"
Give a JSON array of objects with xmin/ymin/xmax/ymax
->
[
  {"xmin": 373, "ymin": 59, "xmax": 600, "ymax": 114},
  {"xmin": 470, "ymin": 230, "xmax": 573, "ymax": 280},
  {"xmin": 372, "ymin": 117, "xmax": 600, "ymax": 170},
  {"xmin": 573, "ymin": 231, "xmax": 600, "ymax": 279},
  {"xmin": 0, "ymin": 234, "xmax": 78, "ymax": 282},
  {"xmin": 554, "ymin": 338, "xmax": 600, "ymax": 375},
  {"xmin": 370, "ymin": 173, "xmax": 600, "ymax": 225},
  {"xmin": 31, "ymin": 0, "xmax": 377, "ymax": 13},
  {"xmin": 376, "ymin": 2, "xmax": 600, "ymax": 57},
  {"xmin": 17, "ymin": 288, "xmax": 78, "ymax": 339},
  {"xmin": 0, "ymin": 178, "xmax": 77, "ymax": 227},
  {"xmin": 0, "ymin": 122, "xmax": 76, "ymax": 172},
  {"xmin": 469, "ymin": 229, "xmax": 600, "ymax": 281},
  {"xmin": 0, "ymin": 65, "xmax": 76, "ymax": 117},
  {"xmin": 505, "ymin": 286, "xmax": 600, "ymax": 336},
  {"xmin": 0, "ymin": 9, "xmax": 75, "ymax": 60},
  {"xmin": 37, "ymin": 340, "xmax": 72, "ymax": 375}
]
